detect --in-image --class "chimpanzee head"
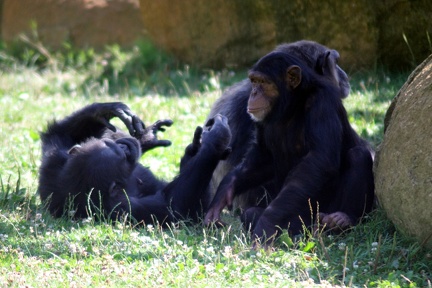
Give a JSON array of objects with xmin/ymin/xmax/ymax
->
[
  {"xmin": 61, "ymin": 137, "xmax": 141, "ymax": 197},
  {"xmin": 275, "ymin": 40, "xmax": 350, "ymax": 98},
  {"xmin": 247, "ymin": 51, "xmax": 340, "ymax": 122}
]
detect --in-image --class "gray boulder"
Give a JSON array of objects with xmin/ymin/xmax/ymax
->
[{"xmin": 374, "ymin": 54, "xmax": 432, "ymax": 248}]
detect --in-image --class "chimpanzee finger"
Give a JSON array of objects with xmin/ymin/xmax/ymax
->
[
  {"xmin": 156, "ymin": 140, "xmax": 172, "ymax": 147},
  {"xmin": 213, "ymin": 219, "xmax": 227, "ymax": 228},
  {"xmin": 100, "ymin": 118, "xmax": 117, "ymax": 132},
  {"xmin": 332, "ymin": 212, "xmax": 352, "ymax": 228},
  {"xmin": 154, "ymin": 119, "xmax": 173, "ymax": 131},
  {"xmin": 113, "ymin": 108, "xmax": 135, "ymax": 135},
  {"xmin": 192, "ymin": 126, "xmax": 203, "ymax": 146},
  {"xmin": 132, "ymin": 115, "xmax": 146, "ymax": 137},
  {"xmin": 204, "ymin": 207, "xmax": 218, "ymax": 226}
]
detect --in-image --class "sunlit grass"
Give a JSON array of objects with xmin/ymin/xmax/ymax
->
[{"xmin": 0, "ymin": 44, "xmax": 430, "ymax": 287}]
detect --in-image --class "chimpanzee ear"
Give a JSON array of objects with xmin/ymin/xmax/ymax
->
[
  {"xmin": 316, "ymin": 50, "xmax": 339, "ymax": 84},
  {"xmin": 286, "ymin": 65, "xmax": 302, "ymax": 89},
  {"xmin": 67, "ymin": 144, "xmax": 82, "ymax": 155}
]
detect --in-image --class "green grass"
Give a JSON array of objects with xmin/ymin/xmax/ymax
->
[{"xmin": 0, "ymin": 42, "xmax": 431, "ymax": 287}]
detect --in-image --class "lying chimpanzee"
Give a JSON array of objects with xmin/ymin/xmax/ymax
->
[{"xmin": 38, "ymin": 102, "xmax": 231, "ymax": 224}]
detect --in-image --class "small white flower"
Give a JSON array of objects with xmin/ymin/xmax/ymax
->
[
  {"xmin": 35, "ymin": 213, "xmax": 42, "ymax": 221},
  {"xmin": 147, "ymin": 224, "xmax": 154, "ymax": 232},
  {"xmin": 44, "ymin": 243, "xmax": 53, "ymax": 250},
  {"xmin": 338, "ymin": 242, "xmax": 347, "ymax": 250}
]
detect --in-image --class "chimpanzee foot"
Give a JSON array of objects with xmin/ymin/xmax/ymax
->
[{"xmin": 319, "ymin": 212, "xmax": 354, "ymax": 232}]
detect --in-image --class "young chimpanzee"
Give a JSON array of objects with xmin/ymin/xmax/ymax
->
[
  {"xmin": 206, "ymin": 40, "xmax": 351, "ymax": 210},
  {"xmin": 39, "ymin": 102, "xmax": 231, "ymax": 224},
  {"xmin": 205, "ymin": 52, "xmax": 374, "ymax": 246}
]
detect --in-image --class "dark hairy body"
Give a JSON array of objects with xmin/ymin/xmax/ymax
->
[
  {"xmin": 206, "ymin": 40, "xmax": 351, "ymax": 209},
  {"xmin": 205, "ymin": 51, "xmax": 374, "ymax": 247}
]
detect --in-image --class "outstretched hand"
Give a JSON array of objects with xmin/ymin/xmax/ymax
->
[
  {"xmin": 92, "ymin": 102, "xmax": 173, "ymax": 152},
  {"xmin": 136, "ymin": 118, "xmax": 173, "ymax": 153},
  {"xmin": 204, "ymin": 177, "xmax": 235, "ymax": 227},
  {"xmin": 201, "ymin": 114, "xmax": 232, "ymax": 159},
  {"xmin": 204, "ymin": 203, "xmax": 229, "ymax": 227}
]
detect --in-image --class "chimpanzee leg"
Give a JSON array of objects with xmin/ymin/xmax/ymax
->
[{"xmin": 322, "ymin": 146, "xmax": 374, "ymax": 228}]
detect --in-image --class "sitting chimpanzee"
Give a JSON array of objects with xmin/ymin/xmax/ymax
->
[
  {"xmin": 38, "ymin": 102, "xmax": 231, "ymax": 224},
  {"xmin": 206, "ymin": 40, "xmax": 352, "ymax": 210},
  {"xmin": 205, "ymin": 51, "xmax": 375, "ymax": 246}
]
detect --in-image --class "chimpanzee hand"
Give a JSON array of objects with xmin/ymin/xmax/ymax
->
[
  {"xmin": 89, "ymin": 102, "xmax": 173, "ymax": 152},
  {"xmin": 204, "ymin": 174, "xmax": 235, "ymax": 227},
  {"xmin": 90, "ymin": 102, "xmax": 144, "ymax": 136},
  {"xmin": 136, "ymin": 118, "xmax": 173, "ymax": 153},
  {"xmin": 181, "ymin": 115, "xmax": 232, "ymax": 171},
  {"xmin": 201, "ymin": 114, "xmax": 232, "ymax": 159},
  {"xmin": 180, "ymin": 126, "xmax": 203, "ymax": 169}
]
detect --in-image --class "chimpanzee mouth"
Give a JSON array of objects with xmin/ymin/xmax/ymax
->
[{"xmin": 247, "ymin": 106, "xmax": 269, "ymax": 113}]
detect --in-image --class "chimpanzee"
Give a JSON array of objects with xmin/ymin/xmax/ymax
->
[
  {"xmin": 204, "ymin": 51, "xmax": 374, "ymax": 246},
  {"xmin": 206, "ymin": 40, "xmax": 351, "ymax": 209},
  {"xmin": 38, "ymin": 102, "xmax": 232, "ymax": 224}
]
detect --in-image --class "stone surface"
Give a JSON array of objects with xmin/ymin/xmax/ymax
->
[
  {"xmin": 139, "ymin": 0, "xmax": 432, "ymax": 70},
  {"xmin": 374, "ymin": 54, "xmax": 432, "ymax": 248},
  {"xmin": 139, "ymin": 1, "xmax": 276, "ymax": 69},
  {"xmin": 139, "ymin": 0, "xmax": 376, "ymax": 70},
  {"xmin": 2, "ymin": 0, "xmax": 144, "ymax": 49}
]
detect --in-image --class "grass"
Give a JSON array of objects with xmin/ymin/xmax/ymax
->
[{"xmin": 0, "ymin": 40, "xmax": 431, "ymax": 287}]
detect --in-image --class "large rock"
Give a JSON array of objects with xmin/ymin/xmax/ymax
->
[
  {"xmin": 2, "ymin": 0, "xmax": 144, "ymax": 49},
  {"xmin": 139, "ymin": 0, "xmax": 432, "ymax": 70},
  {"xmin": 374, "ymin": 54, "xmax": 432, "ymax": 248}
]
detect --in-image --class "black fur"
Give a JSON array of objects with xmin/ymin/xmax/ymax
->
[
  {"xmin": 207, "ymin": 40, "xmax": 351, "ymax": 209},
  {"xmin": 39, "ymin": 102, "xmax": 231, "ymax": 225},
  {"xmin": 206, "ymin": 52, "xmax": 374, "ymax": 245}
]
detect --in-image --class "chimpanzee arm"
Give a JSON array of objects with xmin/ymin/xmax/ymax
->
[
  {"xmin": 253, "ymin": 97, "xmax": 343, "ymax": 243},
  {"xmin": 204, "ymin": 142, "xmax": 274, "ymax": 225},
  {"xmin": 106, "ymin": 184, "xmax": 171, "ymax": 225},
  {"xmin": 179, "ymin": 126, "xmax": 203, "ymax": 170},
  {"xmin": 164, "ymin": 115, "xmax": 232, "ymax": 220},
  {"xmin": 41, "ymin": 102, "xmax": 142, "ymax": 152}
]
